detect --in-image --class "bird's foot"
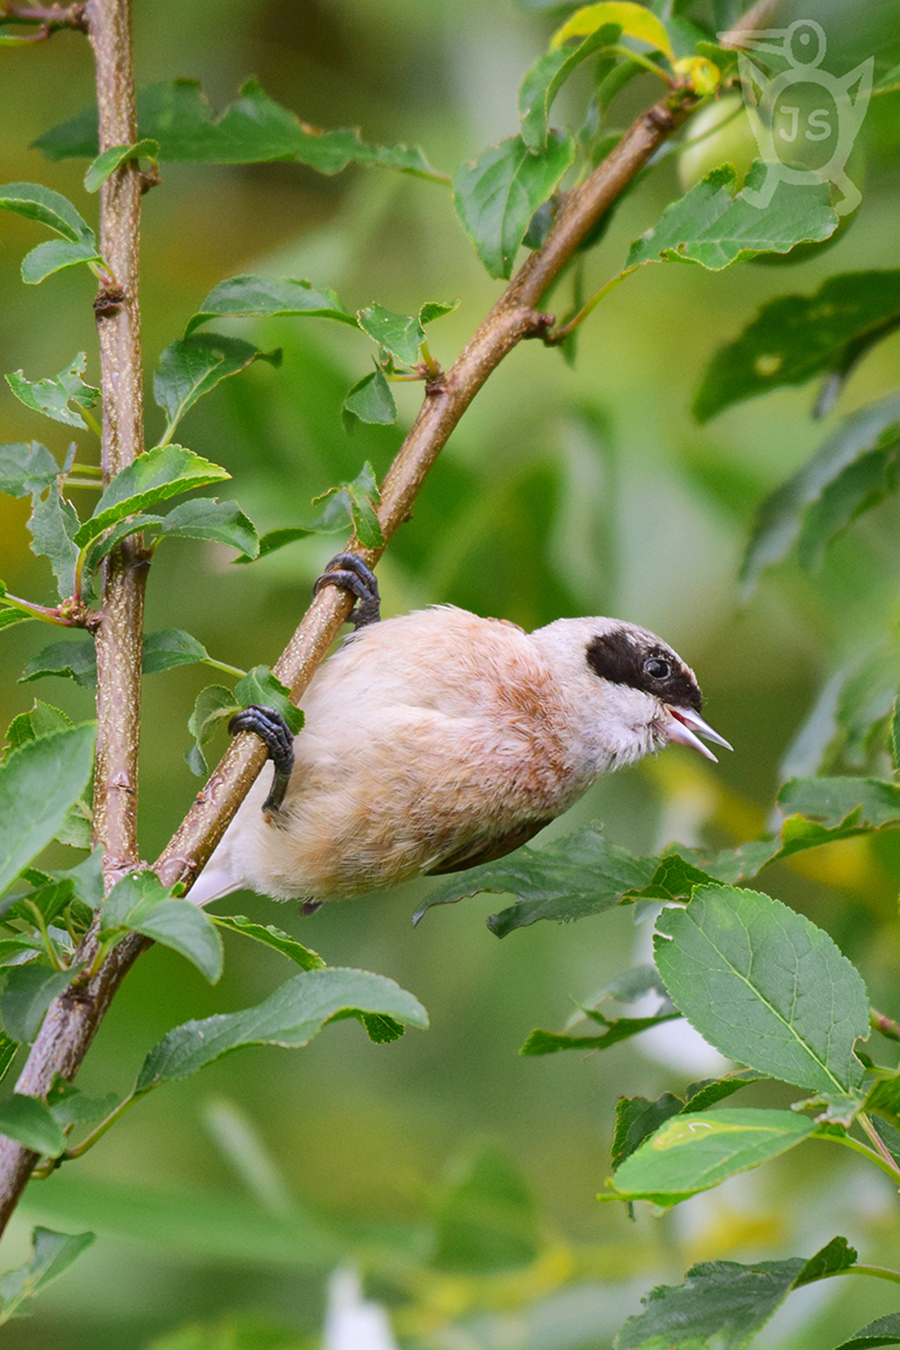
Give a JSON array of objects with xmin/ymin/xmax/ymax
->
[
  {"xmin": 313, "ymin": 552, "xmax": 381, "ymax": 628},
  {"xmin": 300, "ymin": 899, "xmax": 323, "ymax": 916},
  {"xmin": 229, "ymin": 704, "xmax": 296, "ymax": 815}
]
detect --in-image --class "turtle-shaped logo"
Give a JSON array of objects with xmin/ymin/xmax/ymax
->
[{"xmin": 721, "ymin": 19, "xmax": 873, "ymax": 214}]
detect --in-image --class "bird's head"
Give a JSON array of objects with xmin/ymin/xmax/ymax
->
[{"xmin": 531, "ymin": 617, "xmax": 731, "ymax": 774}]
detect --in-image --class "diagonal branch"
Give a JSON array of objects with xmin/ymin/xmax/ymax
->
[{"xmin": 0, "ymin": 75, "xmax": 700, "ymax": 1231}]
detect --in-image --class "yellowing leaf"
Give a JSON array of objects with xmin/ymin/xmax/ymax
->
[{"xmin": 551, "ymin": 3, "xmax": 674, "ymax": 61}]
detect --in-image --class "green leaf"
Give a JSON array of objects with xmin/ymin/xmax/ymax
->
[
  {"xmin": 0, "ymin": 182, "xmax": 95, "ymax": 244},
  {"xmin": 614, "ymin": 1243, "xmax": 850, "ymax": 1349},
  {"xmin": 611, "ymin": 1094, "xmax": 685, "ymax": 1170},
  {"xmin": 606, "ymin": 1108, "xmax": 818, "ymax": 1207},
  {"xmin": 654, "ymin": 885, "xmax": 870, "ymax": 1092},
  {"xmin": 695, "ymin": 272, "xmax": 900, "ymax": 422},
  {"xmin": 0, "ymin": 725, "xmax": 94, "ymax": 897},
  {"xmin": 20, "ymin": 239, "xmax": 101, "ymax": 285},
  {"xmin": 36, "ymin": 77, "xmax": 441, "ymax": 181},
  {"xmin": 309, "ymin": 463, "xmax": 384, "ymax": 547},
  {"xmin": 0, "ymin": 1094, "xmax": 65, "ymax": 1158},
  {"xmin": 231, "ymin": 525, "xmax": 320, "ymax": 565},
  {"xmin": 153, "ymin": 336, "xmax": 281, "ymax": 444},
  {"xmin": 432, "ymin": 1146, "xmax": 539, "ymax": 1274},
  {"xmin": 453, "ymin": 129, "xmax": 575, "ymax": 279},
  {"xmin": 4, "ymin": 700, "xmax": 74, "ymax": 754},
  {"xmin": 419, "ymin": 299, "xmax": 459, "ymax": 325},
  {"xmin": 234, "ymin": 668, "xmax": 303, "ymax": 736},
  {"xmin": 142, "ymin": 629, "xmax": 211, "ymax": 675},
  {"xmin": 135, "ymin": 967, "xmax": 428, "ymax": 1092},
  {"xmin": 833, "ymin": 1313, "xmax": 900, "ymax": 1349},
  {"xmin": 83, "ymin": 138, "xmax": 158, "ymax": 192},
  {"xmin": 0, "ymin": 442, "xmax": 60, "ymax": 498},
  {"xmin": 0, "ymin": 966, "xmax": 78, "ymax": 1044},
  {"xmin": 356, "ymin": 303, "xmax": 425, "ymax": 365},
  {"xmin": 550, "ymin": 2, "xmax": 675, "ymax": 60},
  {"xmin": 892, "ymin": 696, "xmax": 900, "ymax": 773},
  {"xmin": 0, "ymin": 610, "xmax": 36, "ymax": 635},
  {"xmin": 28, "ymin": 484, "xmax": 80, "ymax": 598},
  {"xmin": 0, "ymin": 1036, "xmax": 17, "ymax": 1086},
  {"xmin": 46, "ymin": 1076, "xmax": 119, "ymax": 1128},
  {"xmin": 185, "ymin": 273, "xmax": 355, "ymax": 337},
  {"xmin": 186, "ymin": 685, "xmax": 240, "ymax": 777},
  {"xmin": 521, "ymin": 1010, "xmax": 681, "ymax": 1055},
  {"xmin": 741, "ymin": 392, "xmax": 900, "ymax": 588},
  {"xmin": 797, "ymin": 444, "xmax": 900, "ymax": 571},
  {"xmin": 101, "ymin": 870, "xmax": 223, "ymax": 983},
  {"xmin": 682, "ymin": 1069, "xmax": 767, "ymax": 1113},
  {"xmin": 778, "ymin": 775, "xmax": 900, "ymax": 829},
  {"xmin": 341, "ymin": 367, "xmax": 397, "ymax": 429},
  {"xmin": 210, "ymin": 916, "xmax": 325, "ymax": 971},
  {"xmin": 415, "ymin": 828, "xmax": 657, "ymax": 934},
  {"xmin": 152, "ymin": 498, "xmax": 259, "ymax": 558},
  {"xmin": 519, "ymin": 26, "xmax": 620, "ymax": 152},
  {"xmin": 75, "ymin": 443, "xmax": 231, "ymax": 549},
  {"xmin": 21, "ymin": 637, "xmax": 96, "ymax": 686},
  {"xmin": 6, "ymin": 353, "xmax": 100, "ymax": 429},
  {"xmin": 626, "ymin": 162, "xmax": 838, "ymax": 272},
  {"xmin": 0, "ymin": 1227, "xmax": 95, "ymax": 1324}
]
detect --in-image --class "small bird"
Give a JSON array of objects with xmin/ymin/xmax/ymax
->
[{"xmin": 190, "ymin": 555, "xmax": 730, "ymax": 911}]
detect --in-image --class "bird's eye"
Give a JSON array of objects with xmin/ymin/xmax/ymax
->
[{"xmin": 643, "ymin": 657, "xmax": 671, "ymax": 680}]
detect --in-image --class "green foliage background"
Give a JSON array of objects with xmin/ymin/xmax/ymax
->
[{"xmin": 2, "ymin": 0, "xmax": 900, "ymax": 1345}]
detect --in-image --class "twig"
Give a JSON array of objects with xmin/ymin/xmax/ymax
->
[
  {"xmin": 0, "ymin": 2, "xmax": 86, "ymax": 30},
  {"xmin": 0, "ymin": 62, "xmax": 703, "ymax": 1230}
]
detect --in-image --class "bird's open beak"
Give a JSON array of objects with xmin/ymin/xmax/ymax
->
[{"xmin": 664, "ymin": 706, "xmax": 733, "ymax": 763}]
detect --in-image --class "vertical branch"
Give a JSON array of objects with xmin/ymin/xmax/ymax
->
[{"xmin": 86, "ymin": 0, "xmax": 145, "ymax": 879}]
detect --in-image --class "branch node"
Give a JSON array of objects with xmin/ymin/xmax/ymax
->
[{"xmin": 93, "ymin": 285, "xmax": 125, "ymax": 317}]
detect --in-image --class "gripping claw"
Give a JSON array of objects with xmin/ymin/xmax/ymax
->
[
  {"xmin": 313, "ymin": 552, "xmax": 381, "ymax": 628},
  {"xmin": 229, "ymin": 704, "xmax": 296, "ymax": 816}
]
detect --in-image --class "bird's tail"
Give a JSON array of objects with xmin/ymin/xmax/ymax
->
[{"xmin": 186, "ymin": 866, "xmax": 242, "ymax": 909}]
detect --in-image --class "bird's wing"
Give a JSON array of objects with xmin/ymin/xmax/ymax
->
[{"xmin": 423, "ymin": 818, "xmax": 554, "ymax": 875}]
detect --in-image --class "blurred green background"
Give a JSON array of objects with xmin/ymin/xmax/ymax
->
[{"xmin": 1, "ymin": 0, "xmax": 900, "ymax": 1345}]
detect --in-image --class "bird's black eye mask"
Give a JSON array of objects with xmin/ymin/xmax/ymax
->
[{"xmin": 585, "ymin": 631, "xmax": 702, "ymax": 712}]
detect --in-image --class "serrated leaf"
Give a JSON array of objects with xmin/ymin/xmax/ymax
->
[
  {"xmin": 0, "ymin": 1227, "xmax": 95, "ymax": 1324},
  {"xmin": 654, "ymin": 886, "xmax": 869, "ymax": 1092},
  {"xmin": 136, "ymin": 967, "xmax": 428, "ymax": 1091},
  {"xmin": 453, "ymin": 129, "xmax": 575, "ymax": 279},
  {"xmin": 0, "ymin": 182, "xmax": 95, "ymax": 244},
  {"xmin": 75, "ymin": 443, "xmax": 231, "ymax": 549},
  {"xmin": 21, "ymin": 637, "xmax": 97, "ymax": 686},
  {"xmin": 519, "ymin": 26, "xmax": 620, "ymax": 151},
  {"xmin": 153, "ymin": 498, "xmax": 259, "ymax": 558},
  {"xmin": 0, "ymin": 725, "xmax": 94, "ymax": 897},
  {"xmin": 614, "ymin": 1246, "xmax": 830, "ymax": 1350},
  {"xmin": 84, "ymin": 138, "xmax": 158, "ymax": 192},
  {"xmin": 231, "ymin": 525, "xmax": 319, "ymax": 565},
  {"xmin": 359, "ymin": 1013, "xmax": 406, "ymax": 1044},
  {"xmin": 551, "ymin": 2, "xmax": 674, "ymax": 60},
  {"xmin": 20, "ymin": 238, "xmax": 101, "ymax": 285},
  {"xmin": 28, "ymin": 484, "xmax": 80, "ymax": 598},
  {"xmin": 356, "ymin": 303, "xmax": 425, "ymax": 365},
  {"xmin": 695, "ymin": 271, "xmax": 900, "ymax": 422},
  {"xmin": 4, "ymin": 700, "xmax": 73, "ymax": 755},
  {"xmin": 46, "ymin": 1077, "xmax": 119, "ymax": 1128},
  {"xmin": 416, "ymin": 828, "xmax": 657, "ymax": 934},
  {"xmin": 234, "ymin": 667, "xmax": 303, "ymax": 736},
  {"xmin": 521, "ymin": 1010, "xmax": 680, "ymax": 1056},
  {"xmin": 341, "ymin": 367, "xmax": 397, "ymax": 428},
  {"xmin": 682, "ymin": 1069, "xmax": 767, "ymax": 1113},
  {"xmin": 778, "ymin": 775, "xmax": 900, "ymax": 829},
  {"xmin": 419, "ymin": 299, "xmax": 459, "ymax": 325},
  {"xmin": 833, "ymin": 1313, "xmax": 900, "ymax": 1348},
  {"xmin": 741, "ymin": 391, "xmax": 900, "ymax": 588},
  {"xmin": 611, "ymin": 1093, "xmax": 685, "ymax": 1170},
  {"xmin": 626, "ymin": 162, "xmax": 837, "ymax": 272},
  {"xmin": 211, "ymin": 915, "xmax": 324, "ymax": 971},
  {"xmin": 36, "ymin": 77, "xmax": 441, "ymax": 181},
  {"xmin": 186, "ymin": 684, "xmax": 240, "ymax": 777},
  {"xmin": 101, "ymin": 870, "xmax": 223, "ymax": 983},
  {"xmin": 0, "ymin": 1094, "xmax": 65, "ymax": 1159},
  {"xmin": 606, "ymin": 1108, "xmax": 818, "ymax": 1207},
  {"xmin": 310, "ymin": 462, "xmax": 384, "ymax": 547},
  {"xmin": 6, "ymin": 353, "xmax": 99, "ymax": 429},
  {"xmin": 0, "ymin": 442, "xmax": 60, "ymax": 498},
  {"xmin": 142, "ymin": 629, "xmax": 210, "ymax": 675},
  {"xmin": 185, "ymin": 273, "xmax": 355, "ymax": 337},
  {"xmin": 0, "ymin": 966, "xmax": 78, "ymax": 1044},
  {"xmin": 153, "ymin": 335, "xmax": 281, "ymax": 444}
]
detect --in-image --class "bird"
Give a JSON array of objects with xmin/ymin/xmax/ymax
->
[{"xmin": 188, "ymin": 555, "xmax": 731, "ymax": 912}]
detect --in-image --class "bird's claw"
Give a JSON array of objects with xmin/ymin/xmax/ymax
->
[
  {"xmin": 229, "ymin": 704, "xmax": 296, "ymax": 815},
  {"xmin": 313, "ymin": 552, "xmax": 381, "ymax": 628}
]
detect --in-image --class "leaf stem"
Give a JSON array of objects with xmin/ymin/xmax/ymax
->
[
  {"xmin": 202, "ymin": 656, "xmax": 247, "ymax": 679},
  {"xmin": 610, "ymin": 44, "xmax": 674, "ymax": 86},
  {"xmin": 550, "ymin": 270, "xmax": 630, "ymax": 341},
  {"xmin": 0, "ymin": 594, "xmax": 73, "ymax": 626},
  {"xmin": 822, "ymin": 1127, "xmax": 900, "ymax": 1184},
  {"xmin": 871, "ymin": 1008, "xmax": 900, "ymax": 1044},
  {"xmin": 61, "ymin": 1088, "xmax": 139, "ymax": 1159},
  {"xmin": 23, "ymin": 902, "xmax": 64, "ymax": 971}
]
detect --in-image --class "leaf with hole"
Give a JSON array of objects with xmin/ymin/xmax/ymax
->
[
  {"xmin": 654, "ymin": 885, "xmax": 869, "ymax": 1092},
  {"xmin": 101, "ymin": 870, "xmax": 223, "ymax": 983},
  {"xmin": 153, "ymin": 336, "xmax": 281, "ymax": 444},
  {"xmin": 185, "ymin": 273, "xmax": 355, "ymax": 337},
  {"xmin": 453, "ymin": 130, "xmax": 575, "ymax": 279},
  {"xmin": 136, "ymin": 966, "xmax": 428, "ymax": 1091},
  {"xmin": 6, "ymin": 353, "xmax": 100, "ymax": 430}
]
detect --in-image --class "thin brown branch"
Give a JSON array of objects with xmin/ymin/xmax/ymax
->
[
  {"xmin": 0, "ymin": 2, "xmax": 86, "ymax": 30},
  {"xmin": 0, "ymin": 78, "xmax": 700, "ymax": 1232}
]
